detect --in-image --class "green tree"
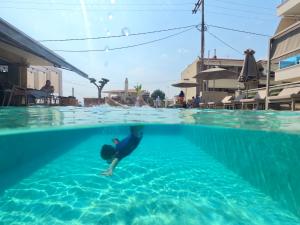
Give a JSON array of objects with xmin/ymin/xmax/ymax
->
[
  {"xmin": 134, "ymin": 84, "xmax": 143, "ymax": 96},
  {"xmin": 151, "ymin": 89, "xmax": 165, "ymax": 100}
]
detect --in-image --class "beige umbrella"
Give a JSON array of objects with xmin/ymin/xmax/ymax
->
[
  {"xmin": 172, "ymin": 79, "xmax": 198, "ymax": 103},
  {"xmin": 193, "ymin": 67, "xmax": 237, "ymax": 80},
  {"xmin": 171, "ymin": 80, "xmax": 198, "ymax": 88}
]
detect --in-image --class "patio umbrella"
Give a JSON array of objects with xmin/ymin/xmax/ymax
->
[
  {"xmin": 172, "ymin": 79, "xmax": 198, "ymax": 102},
  {"xmin": 193, "ymin": 67, "xmax": 237, "ymax": 80},
  {"xmin": 238, "ymin": 49, "xmax": 259, "ymax": 92},
  {"xmin": 171, "ymin": 80, "xmax": 198, "ymax": 88}
]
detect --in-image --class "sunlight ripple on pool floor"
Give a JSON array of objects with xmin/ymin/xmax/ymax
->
[{"xmin": 0, "ymin": 134, "xmax": 299, "ymax": 224}]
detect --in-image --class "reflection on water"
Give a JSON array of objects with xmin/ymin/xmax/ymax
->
[{"xmin": 0, "ymin": 106, "xmax": 300, "ymax": 133}]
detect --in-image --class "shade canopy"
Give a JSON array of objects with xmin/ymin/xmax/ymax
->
[
  {"xmin": 194, "ymin": 67, "xmax": 237, "ymax": 80},
  {"xmin": 238, "ymin": 49, "xmax": 259, "ymax": 83},
  {"xmin": 0, "ymin": 17, "xmax": 89, "ymax": 79},
  {"xmin": 271, "ymin": 21, "xmax": 300, "ymax": 61},
  {"xmin": 171, "ymin": 80, "xmax": 198, "ymax": 88}
]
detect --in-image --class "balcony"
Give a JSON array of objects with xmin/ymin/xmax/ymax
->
[{"xmin": 277, "ymin": 0, "xmax": 300, "ymax": 17}]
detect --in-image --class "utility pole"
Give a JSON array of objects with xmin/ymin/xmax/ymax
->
[{"xmin": 193, "ymin": 0, "xmax": 205, "ymax": 95}]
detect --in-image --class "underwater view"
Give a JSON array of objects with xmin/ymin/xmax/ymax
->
[
  {"xmin": 1, "ymin": 0, "xmax": 300, "ymax": 224},
  {"xmin": 1, "ymin": 107, "xmax": 300, "ymax": 224}
]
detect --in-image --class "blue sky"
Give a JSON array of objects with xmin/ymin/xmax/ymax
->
[{"xmin": 0, "ymin": 0, "xmax": 281, "ymax": 100}]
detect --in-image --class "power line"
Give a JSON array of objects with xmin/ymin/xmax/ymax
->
[
  {"xmin": 0, "ymin": 5, "xmax": 276, "ymax": 17},
  {"xmin": 40, "ymin": 23, "xmax": 270, "ymax": 53},
  {"xmin": 206, "ymin": 4, "xmax": 275, "ymax": 17},
  {"xmin": 207, "ymin": 30, "xmax": 243, "ymax": 55},
  {"xmin": 54, "ymin": 27, "xmax": 195, "ymax": 53},
  {"xmin": 212, "ymin": 0, "xmax": 274, "ymax": 11},
  {"xmin": 207, "ymin": 24, "xmax": 271, "ymax": 37},
  {"xmin": 4, "ymin": 1, "xmax": 194, "ymax": 6},
  {"xmin": 0, "ymin": 6, "xmax": 276, "ymax": 22},
  {"xmin": 0, "ymin": 6, "xmax": 191, "ymax": 12},
  {"xmin": 40, "ymin": 24, "xmax": 198, "ymax": 42},
  {"xmin": 206, "ymin": 10, "xmax": 274, "ymax": 21}
]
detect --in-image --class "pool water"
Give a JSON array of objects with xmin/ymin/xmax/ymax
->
[
  {"xmin": 1, "ymin": 124, "xmax": 300, "ymax": 224},
  {"xmin": 1, "ymin": 106, "xmax": 300, "ymax": 133}
]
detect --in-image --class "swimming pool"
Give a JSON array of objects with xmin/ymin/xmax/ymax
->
[{"xmin": 0, "ymin": 107, "xmax": 300, "ymax": 224}]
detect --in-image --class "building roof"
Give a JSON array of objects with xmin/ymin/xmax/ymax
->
[{"xmin": 0, "ymin": 17, "xmax": 89, "ymax": 79}]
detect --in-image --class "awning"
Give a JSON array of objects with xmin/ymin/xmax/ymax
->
[
  {"xmin": 0, "ymin": 17, "xmax": 89, "ymax": 79},
  {"xmin": 271, "ymin": 21, "xmax": 300, "ymax": 61}
]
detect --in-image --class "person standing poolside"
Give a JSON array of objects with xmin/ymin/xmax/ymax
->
[
  {"xmin": 178, "ymin": 90, "xmax": 185, "ymax": 105},
  {"xmin": 100, "ymin": 126, "xmax": 143, "ymax": 176},
  {"xmin": 155, "ymin": 96, "xmax": 161, "ymax": 108}
]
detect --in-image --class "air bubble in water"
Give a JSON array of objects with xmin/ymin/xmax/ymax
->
[
  {"xmin": 104, "ymin": 46, "xmax": 109, "ymax": 52},
  {"xmin": 110, "ymin": 0, "xmax": 116, "ymax": 4},
  {"xmin": 121, "ymin": 27, "xmax": 130, "ymax": 36},
  {"xmin": 108, "ymin": 13, "xmax": 113, "ymax": 20},
  {"xmin": 106, "ymin": 29, "xmax": 111, "ymax": 36}
]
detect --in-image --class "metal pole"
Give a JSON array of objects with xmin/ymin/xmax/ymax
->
[
  {"xmin": 193, "ymin": 0, "xmax": 204, "ymax": 97},
  {"xmin": 201, "ymin": 0, "xmax": 205, "ymax": 74},
  {"xmin": 265, "ymin": 39, "xmax": 272, "ymax": 110}
]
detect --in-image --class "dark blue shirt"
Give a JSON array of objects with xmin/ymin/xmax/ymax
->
[{"xmin": 115, "ymin": 134, "xmax": 142, "ymax": 160}]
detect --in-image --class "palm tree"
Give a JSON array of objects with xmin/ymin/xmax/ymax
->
[
  {"xmin": 134, "ymin": 84, "xmax": 144, "ymax": 106},
  {"xmin": 134, "ymin": 84, "xmax": 142, "ymax": 96}
]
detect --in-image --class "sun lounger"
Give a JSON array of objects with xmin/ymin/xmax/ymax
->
[
  {"xmin": 223, "ymin": 94, "xmax": 246, "ymax": 109},
  {"xmin": 207, "ymin": 96, "xmax": 233, "ymax": 109},
  {"xmin": 268, "ymin": 87, "xmax": 300, "ymax": 111},
  {"xmin": 239, "ymin": 90, "xmax": 266, "ymax": 110},
  {"xmin": 199, "ymin": 102, "xmax": 207, "ymax": 109}
]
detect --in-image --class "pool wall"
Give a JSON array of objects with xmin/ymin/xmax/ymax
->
[{"xmin": 183, "ymin": 125, "xmax": 300, "ymax": 218}]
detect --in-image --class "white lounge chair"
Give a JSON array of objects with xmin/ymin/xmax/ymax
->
[
  {"xmin": 239, "ymin": 90, "xmax": 266, "ymax": 110},
  {"xmin": 207, "ymin": 96, "xmax": 233, "ymax": 109},
  {"xmin": 268, "ymin": 87, "xmax": 300, "ymax": 111}
]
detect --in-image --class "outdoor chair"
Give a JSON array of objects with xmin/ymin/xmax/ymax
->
[
  {"xmin": 207, "ymin": 96, "xmax": 233, "ymax": 109},
  {"xmin": 27, "ymin": 89, "xmax": 54, "ymax": 105},
  {"xmin": 239, "ymin": 90, "xmax": 267, "ymax": 110},
  {"xmin": 223, "ymin": 94, "xmax": 246, "ymax": 109},
  {"xmin": 268, "ymin": 87, "xmax": 300, "ymax": 111},
  {"xmin": 2, "ymin": 85, "xmax": 28, "ymax": 106},
  {"xmin": 199, "ymin": 102, "xmax": 208, "ymax": 109}
]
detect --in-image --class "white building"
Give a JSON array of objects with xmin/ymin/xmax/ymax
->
[{"xmin": 271, "ymin": 0, "xmax": 300, "ymax": 82}]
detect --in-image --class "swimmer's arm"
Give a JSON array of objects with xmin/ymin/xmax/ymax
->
[{"xmin": 101, "ymin": 158, "xmax": 119, "ymax": 176}]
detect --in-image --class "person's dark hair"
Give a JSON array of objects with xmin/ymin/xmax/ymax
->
[{"xmin": 100, "ymin": 144, "xmax": 116, "ymax": 160}]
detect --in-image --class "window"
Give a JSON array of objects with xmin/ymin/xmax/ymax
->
[{"xmin": 279, "ymin": 54, "xmax": 300, "ymax": 69}]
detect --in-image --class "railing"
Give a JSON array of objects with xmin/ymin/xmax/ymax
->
[{"xmin": 242, "ymin": 81, "xmax": 300, "ymax": 95}]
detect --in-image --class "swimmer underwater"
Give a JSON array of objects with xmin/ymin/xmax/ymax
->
[{"xmin": 100, "ymin": 126, "xmax": 143, "ymax": 176}]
